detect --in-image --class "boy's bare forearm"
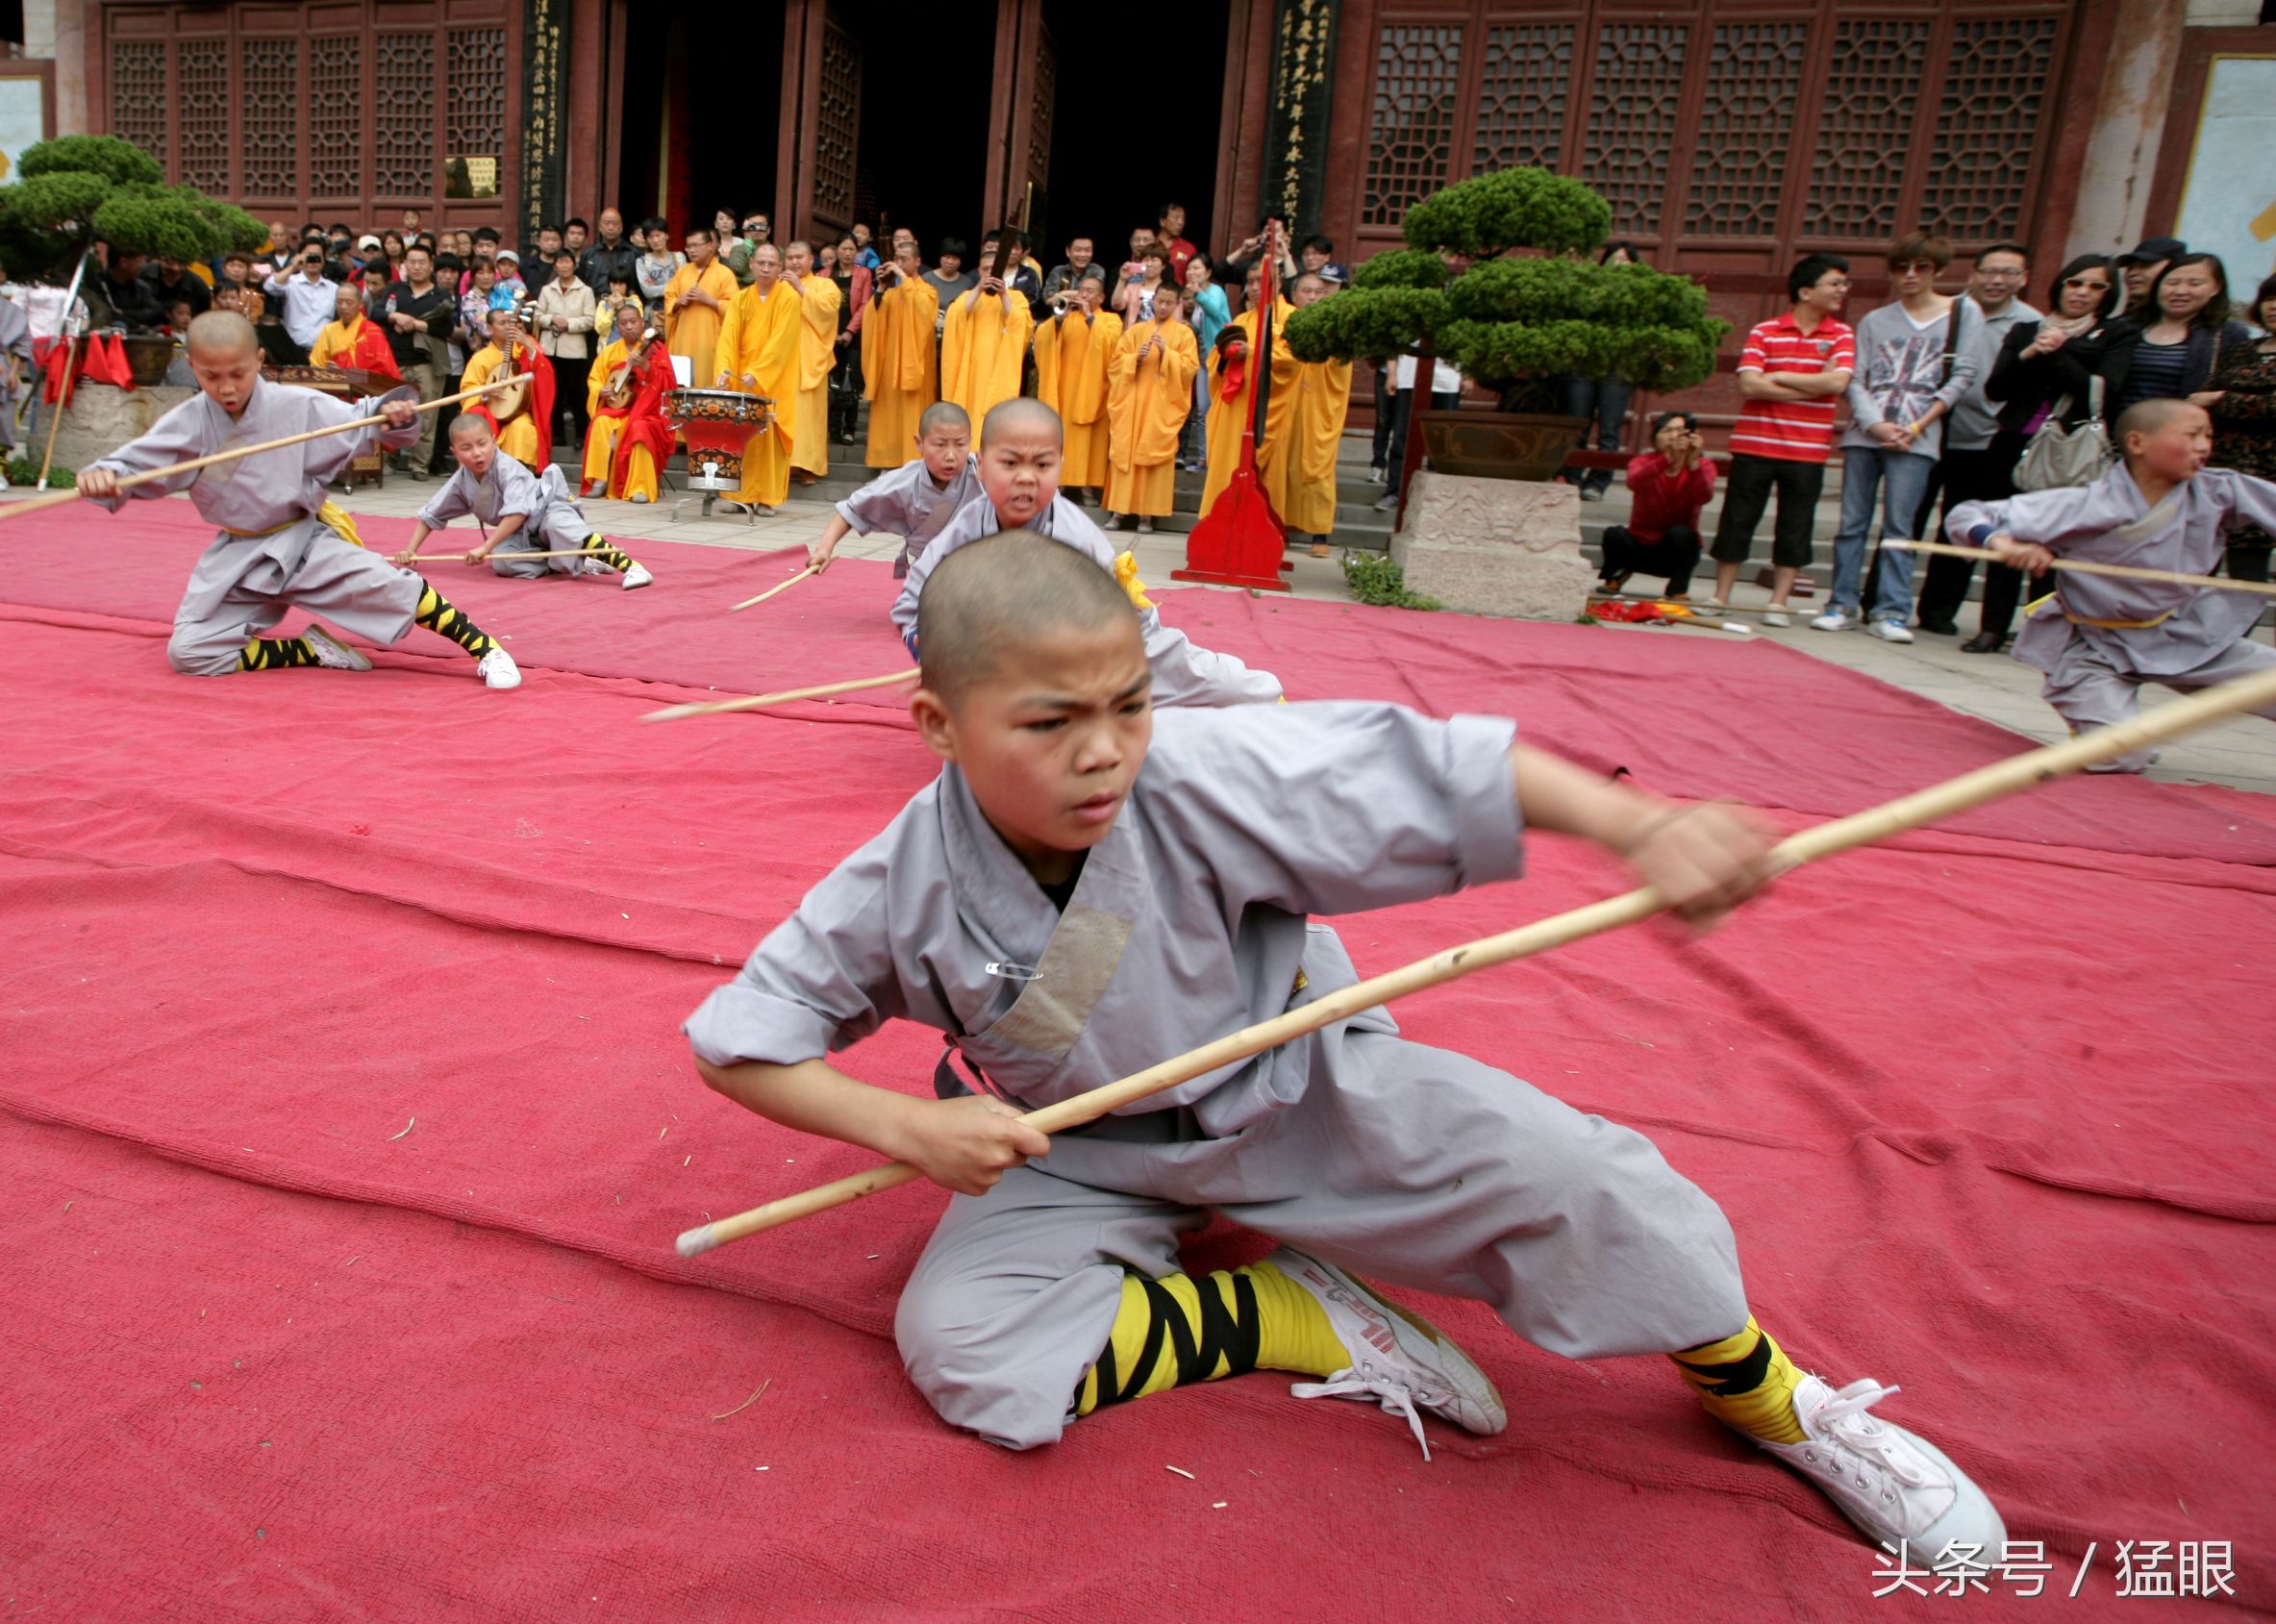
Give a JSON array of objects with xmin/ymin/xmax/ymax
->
[
  {"xmin": 696, "ymin": 1056, "xmax": 917, "ymax": 1161},
  {"xmin": 1507, "ymin": 744, "xmax": 1664, "ymax": 851}
]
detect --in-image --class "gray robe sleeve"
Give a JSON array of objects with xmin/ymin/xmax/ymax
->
[
  {"xmin": 416, "ymin": 467, "xmax": 478, "ymax": 530},
  {"xmin": 88, "ymin": 395, "xmax": 222, "ymax": 507},
  {"xmin": 834, "ymin": 460, "xmax": 924, "ymax": 535},
  {"xmin": 1948, "ymin": 480, "xmax": 2121, "ymax": 553}
]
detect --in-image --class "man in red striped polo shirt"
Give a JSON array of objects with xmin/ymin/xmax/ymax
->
[{"xmin": 1708, "ymin": 256, "xmax": 1855, "ymax": 625}]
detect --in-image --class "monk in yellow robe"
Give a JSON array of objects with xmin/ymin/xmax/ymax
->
[
  {"xmin": 783, "ymin": 239, "xmax": 842, "ymax": 481},
  {"xmin": 1282, "ymin": 272, "xmax": 1355, "ymax": 555},
  {"xmin": 713, "ymin": 242, "xmax": 803, "ymax": 511},
  {"xmin": 663, "ymin": 227, "xmax": 738, "ymax": 399},
  {"xmin": 862, "ymin": 243, "xmax": 939, "ymax": 468},
  {"xmin": 584, "ymin": 304, "xmax": 672, "ymax": 502},
  {"xmin": 1033, "ymin": 276, "xmax": 1121, "ymax": 498},
  {"xmin": 1199, "ymin": 267, "xmax": 1299, "ymax": 520},
  {"xmin": 939, "ymin": 249, "xmax": 1033, "ymax": 424},
  {"xmin": 1104, "ymin": 282, "xmax": 1197, "ymax": 532},
  {"xmin": 309, "ymin": 283, "xmax": 402, "ymax": 381},
  {"xmin": 460, "ymin": 307, "xmax": 553, "ymax": 472}
]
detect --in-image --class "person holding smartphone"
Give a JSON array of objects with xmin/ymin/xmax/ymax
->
[{"xmin": 1601, "ymin": 411, "xmax": 1715, "ymax": 598}]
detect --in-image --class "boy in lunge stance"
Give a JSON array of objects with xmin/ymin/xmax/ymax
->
[
  {"xmin": 396, "ymin": 414, "xmax": 654, "ymax": 589},
  {"xmin": 686, "ymin": 531, "xmax": 2007, "ymax": 1569},
  {"xmin": 77, "ymin": 312, "xmax": 520, "ymax": 688}
]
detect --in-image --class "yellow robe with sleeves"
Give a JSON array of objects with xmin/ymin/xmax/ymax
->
[
  {"xmin": 1033, "ymin": 310, "xmax": 1122, "ymax": 492},
  {"xmin": 583, "ymin": 335, "xmax": 661, "ymax": 502},
  {"xmin": 1200, "ymin": 296, "xmax": 1299, "ymax": 520},
  {"xmin": 713, "ymin": 281, "xmax": 804, "ymax": 508},
  {"xmin": 940, "ymin": 287, "xmax": 1033, "ymax": 424},
  {"xmin": 460, "ymin": 340, "xmax": 542, "ymax": 471},
  {"xmin": 791, "ymin": 272, "xmax": 841, "ymax": 478},
  {"xmin": 862, "ymin": 275, "xmax": 940, "ymax": 467},
  {"xmin": 1283, "ymin": 357, "xmax": 1354, "ymax": 536},
  {"xmin": 1104, "ymin": 320, "xmax": 1198, "ymax": 518},
  {"xmin": 663, "ymin": 259, "xmax": 738, "ymax": 399}
]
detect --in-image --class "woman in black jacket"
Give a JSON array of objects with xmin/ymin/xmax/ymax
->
[
  {"xmin": 1965, "ymin": 255, "xmax": 2138, "ymax": 650},
  {"xmin": 2115, "ymin": 252, "xmax": 2253, "ymax": 412}
]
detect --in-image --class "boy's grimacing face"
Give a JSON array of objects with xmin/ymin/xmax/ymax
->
[
  {"xmin": 913, "ymin": 619, "xmax": 1154, "ymax": 867},
  {"xmin": 981, "ymin": 425, "xmax": 1062, "ymax": 527},
  {"xmin": 190, "ymin": 343, "xmax": 263, "ymax": 415},
  {"xmin": 919, "ymin": 425, "xmax": 970, "ymax": 482},
  {"xmin": 451, "ymin": 423, "xmax": 498, "ymax": 480},
  {"xmin": 2128, "ymin": 408, "xmax": 2213, "ymax": 483}
]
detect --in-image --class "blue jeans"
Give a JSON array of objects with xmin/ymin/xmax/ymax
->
[
  {"xmin": 1565, "ymin": 374, "xmax": 1633, "ymax": 490},
  {"xmin": 1830, "ymin": 445, "xmax": 1936, "ymax": 619}
]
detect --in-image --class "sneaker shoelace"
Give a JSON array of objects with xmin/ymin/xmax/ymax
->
[
  {"xmin": 1808, "ymin": 1378, "xmax": 1937, "ymax": 1491},
  {"xmin": 1290, "ymin": 1362, "xmax": 1443, "ymax": 1462}
]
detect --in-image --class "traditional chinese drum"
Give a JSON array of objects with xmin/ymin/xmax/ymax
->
[{"xmin": 668, "ymin": 387, "xmax": 773, "ymax": 491}]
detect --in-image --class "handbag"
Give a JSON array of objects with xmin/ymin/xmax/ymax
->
[{"xmin": 2014, "ymin": 373, "xmax": 2113, "ymax": 491}]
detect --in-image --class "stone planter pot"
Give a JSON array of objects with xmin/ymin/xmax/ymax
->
[
  {"xmin": 119, "ymin": 335, "xmax": 177, "ymax": 388},
  {"xmin": 1418, "ymin": 408, "xmax": 1586, "ymax": 482}
]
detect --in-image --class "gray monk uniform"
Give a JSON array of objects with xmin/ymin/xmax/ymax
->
[
  {"xmin": 88, "ymin": 378, "xmax": 422, "ymax": 675},
  {"xmin": 893, "ymin": 491, "xmax": 1285, "ymax": 707},
  {"xmin": 1951, "ymin": 465, "xmax": 2276, "ymax": 769},
  {"xmin": 836, "ymin": 454, "xmax": 983, "ymax": 578},
  {"xmin": 686, "ymin": 702, "xmax": 1746, "ymax": 1451},
  {"xmin": 418, "ymin": 456, "xmax": 596, "ymax": 578}
]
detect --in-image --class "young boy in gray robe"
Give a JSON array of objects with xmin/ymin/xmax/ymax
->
[
  {"xmin": 808, "ymin": 400, "xmax": 978, "ymax": 579},
  {"xmin": 397, "ymin": 414, "xmax": 653, "ymax": 589},
  {"xmin": 76, "ymin": 312, "xmax": 521, "ymax": 688},
  {"xmin": 893, "ymin": 398, "xmax": 1283, "ymax": 708},
  {"xmin": 685, "ymin": 529, "xmax": 2007, "ymax": 1569},
  {"xmin": 1951, "ymin": 398, "xmax": 2276, "ymax": 771}
]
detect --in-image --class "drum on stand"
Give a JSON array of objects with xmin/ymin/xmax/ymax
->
[{"xmin": 666, "ymin": 387, "xmax": 774, "ymax": 523}]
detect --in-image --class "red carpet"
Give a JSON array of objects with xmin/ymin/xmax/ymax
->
[{"xmin": 3, "ymin": 498, "xmax": 2271, "ymax": 1620}]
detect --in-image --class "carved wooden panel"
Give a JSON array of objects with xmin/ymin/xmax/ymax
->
[
  {"xmin": 814, "ymin": 20, "xmax": 861, "ymax": 224},
  {"xmin": 1803, "ymin": 18, "xmax": 1930, "ymax": 239},
  {"xmin": 1924, "ymin": 15, "xmax": 2059, "ymax": 241},
  {"xmin": 373, "ymin": 33, "xmax": 437, "ymax": 199},
  {"xmin": 242, "ymin": 37, "xmax": 300, "ymax": 196},
  {"xmin": 177, "ymin": 37, "xmax": 232, "ymax": 195},
  {"xmin": 446, "ymin": 26, "xmax": 508, "ymax": 168},
  {"xmin": 1580, "ymin": 22, "xmax": 1688, "ymax": 237},
  {"xmin": 1473, "ymin": 23, "xmax": 1571, "ymax": 177},
  {"xmin": 1685, "ymin": 21, "xmax": 1806, "ymax": 237},
  {"xmin": 109, "ymin": 40, "xmax": 167, "ymax": 164},
  {"xmin": 310, "ymin": 37, "xmax": 363, "ymax": 198},
  {"xmin": 1362, "ymin": 24, "xmax": 1464, "ymax": 228},
  {"xmin": 1026, "ymin": 26, "xmax": 1055, "ymax": 199}
]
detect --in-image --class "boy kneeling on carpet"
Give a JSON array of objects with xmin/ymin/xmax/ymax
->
[
  {"xmin": 76, "ymin": 312, "xmax": 521, "ymax": 689},
  {"xmin": 1953, "ymin": 398, "xmax": 2276, "ymax": 772},
  {"xmin": 395, "ymin": 414, "xmax": 654, "ymax": 589},
  {"xmin": 684, "ymin": 529, "xmax": 2007, "ymax": 1568}
]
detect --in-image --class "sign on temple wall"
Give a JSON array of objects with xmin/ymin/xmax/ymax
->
[
  {"xmin": 2170, "ymin": 54, "xmax": 2276, "ymax": 290},
  {"xmin": 1262, "ymin": 0, "xmax": 1338, "ymax": 233},
  {"xmin": 520, "ymin": 0, "xmax": 569, "ymax": 248}
]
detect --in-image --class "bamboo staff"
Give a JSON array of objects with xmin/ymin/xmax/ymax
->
[
  {"xmin": 0, "ymin": 375, "xmax": 531, "ymax": 522},
  {"xmin": 730, "ymin": 562, "xmax": 821, "ymax": 612},
  {"xmin": 640, "ymin": 668, "xmax": 918, "ymax": 724},
  {"xmin": 1884, "ymin": 537, "xmax": 2276, "ymax": 600},
  {"xmin": 399, "ymin": 546, "xmax": 614, "ymax": 565},
  {"xmin": 674, "ymin": 661, "xmax": 2276, "ymax": 1259}
]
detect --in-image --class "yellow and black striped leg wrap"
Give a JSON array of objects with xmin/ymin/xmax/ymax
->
[
  {"xmin": 413, "ymin": 579, "xmax": 496, "ymax": 659},
  {"xmin": 237, "ymin": 635, "xmax": 321, "ymax": 672},
  {"xmin": 1671, "ymin": 1314, "xmax": 1807, "ymax": 1445},
  {"xmin": 585, "ymin": 534, "xmax": 637, "ymax": 572}
]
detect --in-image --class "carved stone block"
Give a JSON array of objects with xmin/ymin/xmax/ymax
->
[
  {"xmin": 1389, "ymin": 471, "xmax": 1597, "ymax": 620},
  {"xmin": 46, "ymin": 384, "xmax": 197, "ymax": 477}
]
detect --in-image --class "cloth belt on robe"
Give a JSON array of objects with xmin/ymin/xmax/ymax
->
[
  {"xmin": 2025, "ymin": 591, "xmax": 2176, "ymax": 631},
  {"xmin": 221, "ymin": 500, "xmax": 366, "ymax": 548}
]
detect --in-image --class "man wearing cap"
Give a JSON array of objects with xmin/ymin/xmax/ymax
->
[
  {"xmin": 263, "ymin": 243, "xmax": 342, "ymax": 363},
  {"xmin": 2116, "ymin": 237, "xmax": 2185, "ymax": 317}
]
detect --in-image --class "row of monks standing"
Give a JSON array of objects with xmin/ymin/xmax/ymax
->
[{"xmin": 859, "ymin": 274, "xmax": 1353, "ymax": 536}]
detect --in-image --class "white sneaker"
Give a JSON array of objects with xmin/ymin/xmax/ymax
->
[
  {"xmin": 476, "ymin": 646, "xmax": 521, "ymax": 690},
  {"xmin": 1812, "ymin": 609, "xmax": 1859, "ymax": 633},
  {"xmin": 301, "ymin": 625, "xmax": 371, "ymax": 672},
  {"xmin": 1757, "ymin": 1375, "xmax": 2007, "ymax": 1571},
  {"xmin": 1268, "ymin": 1247, "xmax": 1505, "ymax": 1460},
  {"xmin": 1866, "ymin": 619, "xmax": 1915, "ymax": 643},
  {"xmin": 621, "ymin": 562, "xmax": 654, "ymax": 590},
  {"xmin": 1761, "ymin": 607, "xmax": 1791, "ymax": 628},
  {"xmin": 630, "ymin": 492, "xmax": 650, "ymax": 505}
]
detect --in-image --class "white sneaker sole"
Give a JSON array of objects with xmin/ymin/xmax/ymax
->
[
  {"xmin": 301, "ymin": 626, "xmax": 372, "ymax": 672},
  {"xmin": 1270, "ymin": 1248, "xmax": 1507, "ymax": 1437}
]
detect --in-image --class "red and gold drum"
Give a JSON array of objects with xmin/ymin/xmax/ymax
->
[{"xmin": 667, "ymin": 387, "xmax": 774, "ymax": 491}]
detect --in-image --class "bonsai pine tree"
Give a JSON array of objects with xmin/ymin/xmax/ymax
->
[
  {"xmin": 1282, "ymin": 168, "xmax": 1727, "ymax": 406},
  {"xmin": 0, "ymin": 135, "xmax": 265, "ymax": 289}
]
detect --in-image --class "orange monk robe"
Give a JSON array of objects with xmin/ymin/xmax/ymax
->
[
  {"xmin": 1199, "ymin": 296, "xmax": 1299, "ymax": 520},
  {"xmin": 1104, "ymin": 319, "xmax": 1198, "ymax": 518},
  {"xmin": 309, "ymin": 315, "xmax": 402, "ymax": 382},
  {"xmin": 460, "ymin": 337, "xmax": 552, "ymax": 472},
  {"xmin": 939, "ymin": 287, "xmax": 1033, "ymax": 424},
  {"xmin": 662, "ymin": 259, "xmax": 738, "ymax": 398},
  {"xmin": 1033, "ymin": 309, "xmax": 1122, "ymax": 491},
  {"xmin": 789, "ymin": 271, "xmax": 841, "ymax": 478},
  {"xmin": 1282, "ymin": 356, "xmax": 1354, "ymax": 536},
  {"xmin": 713, "ymin": 280, "xmax": 804, "ymax": 508},
  {"xmin": 861, "ymin": 276, "xmax": 939, "ymax": 467},
  {"xmin": 584, "ymin": 334, "xmax": 668, "ymax": 501}
]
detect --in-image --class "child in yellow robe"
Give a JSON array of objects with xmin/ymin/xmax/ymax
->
[
  {"xmin": 1199, "ymin": 266, "xmax": 1299, "ymax": 523},
  {"xmin": 1104, "ymin": 282, "xmax": 1197, "ymax": 533},
  {"xmin": 1282, "ymin": 273, "xmax": 1354, "ymax": 557},
  {"xmin": 863, "ymin": 245, "xmax": 941, "ymax": 469},
  {"xmin": 1034, "ymin": 277, "xmax": 1121, "ymax": 502}
]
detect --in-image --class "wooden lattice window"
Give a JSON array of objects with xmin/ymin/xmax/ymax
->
[
  {"xmin": 177, "ymin": 37, "xmax": 231, "ymax": 196},
  {"xmin": 1580, "ymin": 22, "xmax": 1688, "ymax": 237},
  {"xmin": 816, "ymin": 21, "xmax": 862, "ymax": 223},
  {"xmin": 446, "ymin": 25, "xmax": 508, "ymax": 197},
  {"xmin": 242, "ymin": 37, "xmax": 300, "ymax": 196},
  {"xmin": 110, "ymin": 40, "xmax": 167, "ymax": 163},
  {"xmin": 1803, "ymin": 18, "xmax": 1931, "ymax": 239},
  {"xmin": 1924, "ymin": 15, "xmax": 2059, "ymax": 241},
  {"xmin": 1473, "ymin": 23, "xmax": 1571, "ymax": 176},
  {"xmin": 310, "ymin": 37, "xmax": 363, "ymax": 199},
  {"xmin": 373, "ymin": 33, "xmax": 437, "ymax": 199},
  {"xmin": 1026, "ymin": 31, "xmax": 1055, "ymax": 197},
  {"xmin": 1362, "ymin": 24, "xmax": 1463, "ymax": 227},
  {"xmin": 1685, "ymin": 21, "xmax": 1808, "ymax": 238}
]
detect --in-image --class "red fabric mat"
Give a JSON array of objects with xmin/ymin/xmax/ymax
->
[{"xmin": 2, "ymin": 498, "xmax": 2272, "ymax": 1619}]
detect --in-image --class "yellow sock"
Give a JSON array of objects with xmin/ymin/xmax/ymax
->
[
  {"xmin": 1074, "ymin": 1260, "xmax": 1345, "ymax": 1417},
  {"xmin": 1671, "ymin": 1314, "xmax": 1806, "ymax": 1445}
]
